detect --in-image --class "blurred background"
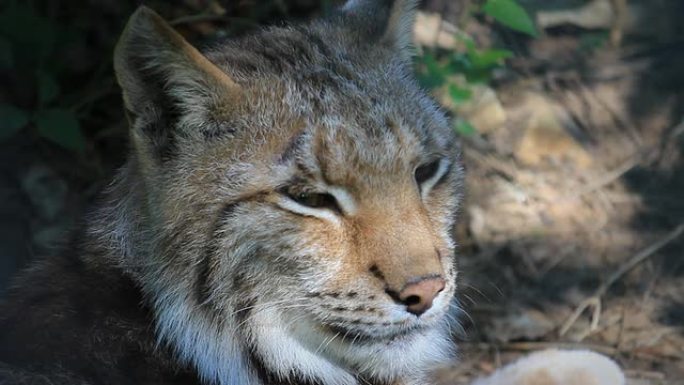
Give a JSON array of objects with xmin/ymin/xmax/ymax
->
[{"xmin": 0, "ymin": 0, "xmax": 682, "ymax": 383}]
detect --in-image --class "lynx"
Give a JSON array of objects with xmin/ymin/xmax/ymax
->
[{"xmin": 0, "ymin": 1, "xmax": 624, "ymax": 385}]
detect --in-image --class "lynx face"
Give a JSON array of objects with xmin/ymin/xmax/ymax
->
[{"xmin": 108, "ymin": 1, "xmax": 463, "ymax": 384}]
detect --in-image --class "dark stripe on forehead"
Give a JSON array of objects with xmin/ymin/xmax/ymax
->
[
  {"xmin": 295, "ymin": 25, "xmax": 358, "ymax": 83},
  {"xmin": 279, "ymin": 130, "xmax": 307, "ymax": 164},
  {"xmin": 294, "ymin": 161, "xmax": 318, "ymax": 181},
  {"xmin": 249, "ymin": 30, "xmax": 317, "ymax": 73},
  {"xmin": 385, "ymin": 116, "xmax": 409, "ymax": 150},
  {"xmin": 312, "ymin": 129, "xmax": 334, "ymax": 186}
]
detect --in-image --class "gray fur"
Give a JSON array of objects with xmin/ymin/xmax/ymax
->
[{"xmin": 8, "ymin": 1, "xmax": 465, "ymax": 385}]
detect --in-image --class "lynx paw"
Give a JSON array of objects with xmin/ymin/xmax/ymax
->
[{"xmin": 471, "ymin": 349, "xmax": 625, "ymax": 385}]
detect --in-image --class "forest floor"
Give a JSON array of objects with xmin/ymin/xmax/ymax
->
[
  {"xmin": 0, "ymin": 1, "xmax": 682, "ymax": 384},
  {"xmin": 423, "ymin": 0, "xmax": 684, "ymax": 383}
]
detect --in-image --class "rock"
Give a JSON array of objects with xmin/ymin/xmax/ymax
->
[
  {"xmin": 486, "ymin": 309, "xmax": 555, "ymax": 343},
  {"xmin": 455, "ymin": 84, "xmax": 507, "ymax": 135},
  {"xmin": 537, "ymin": 0, "xmax": 615, "ymax": 30},
  {"xmin": 471, "ymin": 350, "xmax": 626, "ymax": 385},
  {"xmin": 413, "ymin": 11, "xmax": 460, "ymax": 50},
  {"xmin": 437, "ymin": 76, "xmax": 507, "ymax": 135},
  {"xmin": 513, "ymin": 92, "xmax": 593, "ymax": 169}
]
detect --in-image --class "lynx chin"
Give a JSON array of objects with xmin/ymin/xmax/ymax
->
[{"xmin": 0, "ymin": 1, "xmax": 627, "ymax": 385}]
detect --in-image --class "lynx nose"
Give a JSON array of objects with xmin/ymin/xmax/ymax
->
[{"xmin": 398, "ymin": 277, "xmax": 445, "ymax": 316}]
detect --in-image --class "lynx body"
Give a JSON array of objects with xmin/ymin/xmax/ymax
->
[{"xmin": 1, "ymin": 1, "xmax": 463, "ymax": 384}]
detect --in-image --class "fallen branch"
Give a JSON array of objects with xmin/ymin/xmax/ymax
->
[
  {"xmin": 596, "ymin": 223, "xmax": 684, "ymax": 298},
  {"xmin": 560, "ymin": 223, "xmax": 684, "ymax": 338}
]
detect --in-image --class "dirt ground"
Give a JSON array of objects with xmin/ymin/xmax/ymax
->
[
  {"xmin": 0, "ymin": 1, "xmax": 682, "ymax": 384},
  {"xmin": 422, "ymin": 0, "xmax": 684, "ymax": 383}
]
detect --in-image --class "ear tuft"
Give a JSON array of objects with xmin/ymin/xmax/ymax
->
[{"xmin": 342, "ymin": 0, "xmax": 419, "ymax": 59}]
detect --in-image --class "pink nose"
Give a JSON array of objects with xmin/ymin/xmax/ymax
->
[{"xmin": 398, "ymin": 277, "xmax": 445, "ymax": 316}]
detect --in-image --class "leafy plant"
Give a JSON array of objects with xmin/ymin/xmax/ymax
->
[
  {"xmin": 415, "ymin": 0, "xmax": 535, "ymax": 136},
  {"xmin": 454, "ymin": 119, "xmax": 477, "ymax": 136},
  {"xmin": 416, "ymin": 36, "xmax": 512, "ymax": 136},
  {"xmin": 0, "ymin": 2, "xmax": 86, "ymax": 152},
  {"xmin": 482, "ymin": 0, "xmax": 537, "ymax": 37}
]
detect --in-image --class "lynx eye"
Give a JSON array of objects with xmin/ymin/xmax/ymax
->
[
  {"xmin": 414, "ymin": 158, "xmax": 449, "ymax": 196},
  {"xmin": 282, "ymin": 189, "xmax": 342, "ymax": 213},
  {"xmin": 414, "ymin": 160, "xmax": 441, "ymax": 185}
]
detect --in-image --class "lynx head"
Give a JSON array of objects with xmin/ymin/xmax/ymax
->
[{"xmin": 107, "ymin": 1, "xmax": 463, "ymax": 384}]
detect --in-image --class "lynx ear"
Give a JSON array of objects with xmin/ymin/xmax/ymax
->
[
  {"xmin": 114, "ymin": 6, "xmax": 241, "ymax": 120},
  {"xmin": 342, "ymin": 0, "xmax": 418, "ymax": 59}
]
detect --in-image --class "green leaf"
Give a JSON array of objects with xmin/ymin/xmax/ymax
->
[
  {"xmin": 469, "ymin": 48, "xmax": 513, "ymax": 69},
  {"xmin": 455, "ymin": 33, "xmax": 477, "ymax": 52},
  {"xmin": 0, "ymin": 104, "xmax": 30, "ymax": 140},
  {"xmin": 482, "ymin": 0, "xmax": 537, "ymax": 36},
  {"xmin": 447, "ymin": 52, "xmax": 472, "ymax": 73},
  {"xmin": 416, "ymin": 52, "xmax": 446, "ymax": 89},
  {"xmin": 0, "ymin": 37, "xmax": 12, "ymax": 69},
  {"xmin": 448, "ymin": 84, "xmax": 473, "ymax": 104},
  {"xmin": 464, "ymin": 68, "xmax": 492, "ymax": 84},
  {"xmin": 455, "ymin": 120, "xmax": 476, "ymax": 136},
  {"xmin": 34, "ymin": 108, "xmax": 85, "ymax": 152},
  {"xmin": 36, "ymin": 71, "xmax": 60, "ymax": 105}
]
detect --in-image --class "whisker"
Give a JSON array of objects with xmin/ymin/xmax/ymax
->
[
  {"xmin": 451, "ymin": 306, "xmax": 475, "ymax": 330},
  {"xmin": 459, "ymin": 282, "xmax": 491, "ymax": 302},
  {"xmin": 460, "ymin": 292, "xmax": 477, "ymax": 307},
  {"xmin": 314, "ymin": 331, "xmax": 341, "ymax": 356}
]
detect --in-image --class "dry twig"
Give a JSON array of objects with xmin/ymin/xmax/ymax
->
[{"xmin": 560, "ymin": 224, "xmax": 684, "ymax": 338}]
